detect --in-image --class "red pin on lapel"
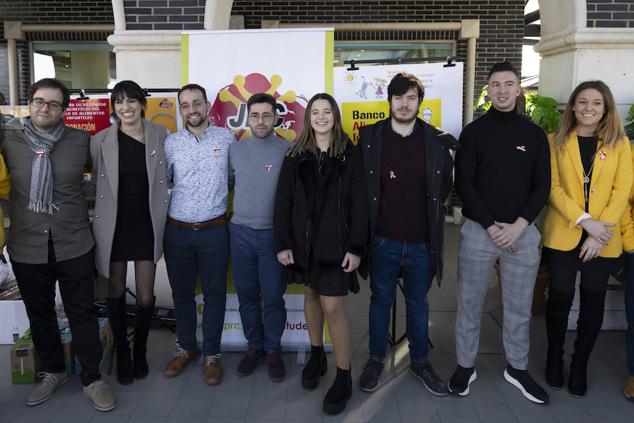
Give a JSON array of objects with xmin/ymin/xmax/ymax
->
[{"xmin": 598, "ymin": 150, "xmax": 606, "ymax": 160}]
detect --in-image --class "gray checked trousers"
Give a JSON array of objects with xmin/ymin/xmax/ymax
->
[{"xmin": 455, "ymin": 217, "xmax": 541, "ymax": 370}]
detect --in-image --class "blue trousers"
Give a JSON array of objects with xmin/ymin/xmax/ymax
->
[
  {"xmin": 164, "ymin": 222, "xmax": 228, "ymax": 356},
  {"xmin": 368, "ymin": 235, "xmax": 435, "ymax": 362},
  {"xmin": 229, "ymin": 222, "xmax": 287, "ymax": 353},
  {"xmin": 626, "ymin": 252, "xmax": 634, "ymax": 376}
]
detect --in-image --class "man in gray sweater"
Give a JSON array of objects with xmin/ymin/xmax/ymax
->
[{"xmin": 229, "ymin": 93, "xmax": 290, "ymax": 381}]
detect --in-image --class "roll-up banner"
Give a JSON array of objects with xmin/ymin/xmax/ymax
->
[{"xmin": 182, "ymin": 28, "xmax": 334, "ymax": 351}]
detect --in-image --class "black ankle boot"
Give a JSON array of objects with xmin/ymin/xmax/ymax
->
[
  {"xmin": 545, "ymin": 350, "xmax": 564, "ymax": 389},
  {"xmin": 133, "ymin": 298, "xmax": 154, "ymax": 379},
  {"xmin": 568, "ymin": 355, "xmax": 587, "ymax": 397},
  {"xmin": 106, "ymin": 296, "xmax": 133, "ymax": 385},
  {"xmin": 302, "ymin": 345, "xmax": 327, "ymax": 389},
  {"xmin": 323, "ymin": 366, "xmax": 352, "ymax": 415}
]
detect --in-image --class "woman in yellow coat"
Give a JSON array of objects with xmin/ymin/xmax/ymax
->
[
  {"xmin": 0, "ymin": 152, "xmax": 10, "ymax": 250},
  {"xmin": 619, "ymin": 150, "xmax": 634, "ymax": 401},
  {"xmin": 542, "ymin": 80, "xmax": 632, "ymax": 397}
]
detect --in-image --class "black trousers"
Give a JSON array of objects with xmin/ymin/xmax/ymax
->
[
  {"xmin": 545, "ymin": 264, "xmax": 609, "ymax": 363},
  {"xmin": 11, "ymin": 241, "xmax": 102, "ymax": 386}
]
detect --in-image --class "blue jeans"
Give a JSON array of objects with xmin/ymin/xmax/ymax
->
[
  {"xmin": 626, "ymin": 252, "xmax": 634, "ymax": 376},
  {"xmin": 164, "ymin": 222, "xmax": 229, "ymax": 356},
  {"xmin": 229, "ymin": 222, "xmax": 287, "ymax": 353},
  {"xmin": 368, "ymin": 236, "xmax": 435, "ymax": 362}
]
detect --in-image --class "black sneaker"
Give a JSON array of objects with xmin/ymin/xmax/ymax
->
[
  {"xmin": 410, "ymin": 360, "xmax": 449, "ymax": 396},
  {"xmin": 504, "ymin": 365, "xmax": 549, "ymax": 404},
  {"xmin": 449, "ymin": 365, "xmax": 477, "ymax": 396},
  {"xmin": 266, "ymin": 352, "xmax": 286, "ymax": 382},
  {"xmin": 236, "ymin": 347, "xmax": 264, "ymax": 377},
  {"xmin": 359, "ymin": 357, "xmax": 384, "ymax": 392}
]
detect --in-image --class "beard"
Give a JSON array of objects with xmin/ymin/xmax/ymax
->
[
  {"xmin": 390, "ymin": 108, "xmax": 418, "ymax": 125},
  {"xmin": 187, "ymin": 113, "xmax": 208, "ymax": 128}
]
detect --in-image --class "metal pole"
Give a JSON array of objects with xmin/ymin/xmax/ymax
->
[{"xmin": 8, "ymin": 38, "xmax": 18, "ymax": 106}]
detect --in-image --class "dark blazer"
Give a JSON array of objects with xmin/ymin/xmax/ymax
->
[
  {"xmin": 90, "ymin": 120, "xmax": 170, "ymax": 277},
  {"xmin": 273, "ymin": 140, "xmax": 369, "ymax": 277},
  {"xmin": 358, "ymin": 118, "xmax": 458, "ymax": 284}
]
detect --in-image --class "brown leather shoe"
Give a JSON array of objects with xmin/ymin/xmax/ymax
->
[
  {"xmin": 203, "ymin": 355, "xmax": 223, "ymax": 385},
  {"xmin": 164, "ymin": 349, "xmax": 199, "ymax": 377},
  {"xmin": 625, "ymin": 375, "xmax": 634, "ymax": 401}
]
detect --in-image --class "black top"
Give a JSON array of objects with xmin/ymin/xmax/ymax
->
[
  {"xmin": 455, "ymin": 107, "xmax": 551, "ymax": 229},
  {"xmin": 578, "ymin": 135, "xmax": 597, "ymax": 212},
  {"xmin": 376, "ymin": 120, "xmax": 428, "ymax": 243},
  {"xmin": 111, "ymin": 130, "xmax": 153, "ymax": 261}
]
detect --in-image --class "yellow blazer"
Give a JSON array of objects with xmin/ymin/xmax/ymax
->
[
  {"xmin": 0, "ymin": 153, "xmax": 11, "ymax": 249},
  {"xmin": 620, "ymin": 145, "xmax": 634, "ymax": 251},
  {"xmin": 542, "ymin": 132, "xmax": 632, "ymax": 257}
]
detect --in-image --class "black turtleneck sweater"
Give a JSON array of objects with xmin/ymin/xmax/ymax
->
[{"xmin": 455, "ymin": 107, "xmax": 551, "ymax": 230}]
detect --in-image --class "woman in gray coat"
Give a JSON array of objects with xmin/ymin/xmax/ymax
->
[{"xmin": 91, "ymin": 80, "xmax": 170, "ymax": 384}]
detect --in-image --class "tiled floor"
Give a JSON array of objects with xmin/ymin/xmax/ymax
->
[{"xmin": 1, "ymin": 225, "xmax": 633, "ymax": 422}]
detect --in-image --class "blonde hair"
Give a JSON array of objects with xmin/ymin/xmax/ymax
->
[
  {"xmin": 287, "ymin": 93, "xmax": 347, "ymax": 158},
  {"xmin": 553, "ymin": 80, "xmax": 625, "ymax": 149}
]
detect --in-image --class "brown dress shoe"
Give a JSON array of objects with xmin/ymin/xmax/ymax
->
[
  {"xmin": 164, "ymin": 349, "xmax": 199, "ymax": 377},
  {"xmin": 203, "ymin": 355, "xmax": 223, "ymax": 385},
  {"xmin": 625, "ymin": 375, "xmax": 634, "ymax": 401}
]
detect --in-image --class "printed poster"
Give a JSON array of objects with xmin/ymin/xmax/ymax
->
[{"xmin": 334, "ymin": 62, "xmax": 464, "ymax": 141}]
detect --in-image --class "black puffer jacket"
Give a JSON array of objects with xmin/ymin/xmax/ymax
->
[
  {"xmin": 358, "ymin": 118, "xmax": 458, "ymax": 285},
  {"xmin": 273, "ymin": 140, "xmax": 369, "ymax": 276}
]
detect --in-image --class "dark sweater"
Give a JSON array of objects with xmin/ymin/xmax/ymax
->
[
  {"xmin": 376, "ymin": 120, "xmax": 428, "ymax": 243},
  {"xmin": 455, "ymin": 107, "xmax": 551, "ymax": 229}
]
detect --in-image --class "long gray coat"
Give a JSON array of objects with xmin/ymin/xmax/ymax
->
[{"xmin": 90, "ymin": 120, "xmax": 170, "ymax": 277}]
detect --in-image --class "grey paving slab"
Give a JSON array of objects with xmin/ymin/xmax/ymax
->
[
  {"xmin": 245, "ymin": 395, "xmax": 286, "ymax": 420},
  {"xmin": 507, "ymin": 401, "xmax": 558, "ymax": 423},
  {"xmin": 128, "ymin": 417, "xmax": 169, "ymax": 423},
  {"xmin": 89, "ymin": 414, "xmax": 130, "ymax": 423},
  {"xmin": 583, "ymin": 403, "xmax": 632, "ymax": 423},
  {"xmin": 471, "ymin": 401, "xmax": 519, "ymax": 423},
  {"xmin": 10, "ymin": 412, "xmax": 54, "ymax": 423},
  {"xmin": 435, "ymin": 401, "xmax": 480, "ymax": 423},
  {"xmin": 170, "ymin": 392, "xmax": 214, "ymax": 418},
  {"xmin": 132, "ymin": 393, "xmax": 177, "ymax": 417},
  {"xmin": 107, "ymin": 389, "xmax": 144, "ymax": 416},
  {"xmin": 396, "ymin": 397, "xmax": 441, "ymax": 423},
  {"xmin": 167, "ymin": 417, "xmax": 207, "ymax": 423},
  {"xmin": 208, "ymin": 394, "xmax": 249, "ymax": 420},
  {"xmin": 549, "ymin": 403, "xmax": 596, "ymax": 423}
]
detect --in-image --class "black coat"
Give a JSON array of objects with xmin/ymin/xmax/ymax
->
[
  {"xmin": 358, "ymin": 118, "xmax": 458, "ymax": 284},
  {"xmin": 273, "ymin": 140, "xmax": 369, "ymax": 277}
]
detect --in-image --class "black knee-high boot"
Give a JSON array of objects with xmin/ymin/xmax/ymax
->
[
  {"xmin": 106, "ymin": 296, "xmax": 133, "ymax": 385},
  {"xmin": 569, "ymin": 289, "xmax": 607, "ymax": 397},
  {"xmin": 133, "ymin": 296, "xmax": 154, "ymax": 379},
  {"xmin": 323, "ymin": 366, "xmax": 352, "ymax": 415},
  {"xmin": 545, "ymin": 289, "xmax": 574, "ymax": 389}
]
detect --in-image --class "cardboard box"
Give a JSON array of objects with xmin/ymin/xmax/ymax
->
[
  {"xmin": 10, "ymin": 330, "xmax": 40, "ymax": 384},
  {"xmin": 0, "ymin": 299, "xmax": 30, "ymax": 344}
]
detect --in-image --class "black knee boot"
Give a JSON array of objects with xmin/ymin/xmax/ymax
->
[
  {"xmin": 569, "ymin": 289, "xmax": 607, "ymax": 397},
  {"xmin": 545, "ymin": 289, "xmax": 574, "ymax": 389},
  {"xmin": 133, "ymin": 297, "xmax": 154, "ymax": 379},
  {"xmin": 106, "ymin": 296, "xmax": 133, "ymax": 385},
  {"xmin": 302, "ymin": 345, "xmax": 327, "ymax": 389},
  {"xmin": 323, "ymin": 366, "xmax": 352, "ymax": 415}
]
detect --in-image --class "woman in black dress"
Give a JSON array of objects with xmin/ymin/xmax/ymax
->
[
  {"xmin": 274, "ymin": 93, "xmax": 369, "ymax": 415},
  {"xmin": 542, "ymin": 80, "xmax": 632, "ymax": 396},
  {"xmin": 91, "ymin": 80, "xmax": 169, "ymax": 384}
]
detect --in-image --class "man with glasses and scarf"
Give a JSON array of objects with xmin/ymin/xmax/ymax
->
[{"xmin": 1, "ymin": 78, "xmax": 116, "ymax": 411}]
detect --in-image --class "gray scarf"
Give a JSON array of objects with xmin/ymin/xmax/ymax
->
[{"xmin": 22, "ymin": 117, "xmax": 66, "ymax": 214}]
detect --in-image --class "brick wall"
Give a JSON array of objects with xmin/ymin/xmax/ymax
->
[
  {"xmin": 587, "ymin": 0, "xmax": 634, "ymax": 28},
  {"xmin": 230, "ymin": 0, "xmax": 525, "ymax": 119},
  {"xmin": 124, "ymin": 0, "xmax": 207, "ymax": 30},
  {"xmin": 0, "ymin": 1, "xmax": 114, "ymax": 104}
]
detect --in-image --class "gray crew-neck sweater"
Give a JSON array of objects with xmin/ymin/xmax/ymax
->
[{"xmin": 229, "ymin": 133, "xmax": 290, "ymax": 229}]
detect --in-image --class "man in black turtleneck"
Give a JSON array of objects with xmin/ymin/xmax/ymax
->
[{"xmin": 451, "ymin": 62, "xmax": 551, "ymax": 404}]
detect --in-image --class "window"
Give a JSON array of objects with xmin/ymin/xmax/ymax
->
[
  {"xmin": 32, "ymin": 42, "xmax": 116, "ymax": 89},
  {"xmin": 334, "ymin": 41, "xmax": 455, "ymax": 67}
]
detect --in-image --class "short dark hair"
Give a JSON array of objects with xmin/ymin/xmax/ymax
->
[
  {"xmin": 178, "ymin": 83, "xmax": 208, "ymax": 103},
  {"xmin": 487, "ymin": 61, "xmax": 520, "ymax": 81},
  {"xmin": 110, "ymin": 80, "xmax": 147, "ymax": 118},
  {"xmin": 28, "ymin": 78, "xmax": 70, "ymax": 109},
  {"xmin": 247, "ymin": 92, "xmax": 277, "ymax": 113},
  {"xmin": 387, "ymin": 72, "xmax": 425, "ymax": 103}
]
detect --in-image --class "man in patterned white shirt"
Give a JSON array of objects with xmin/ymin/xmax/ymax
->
[{"xmin": 163, "ymin": 83, "xmax": 235, "ymax": 385}]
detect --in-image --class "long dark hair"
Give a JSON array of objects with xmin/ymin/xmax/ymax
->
[{"xmin": 287, "ymin": 93, "xmax": 347, "ymax": 158}]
